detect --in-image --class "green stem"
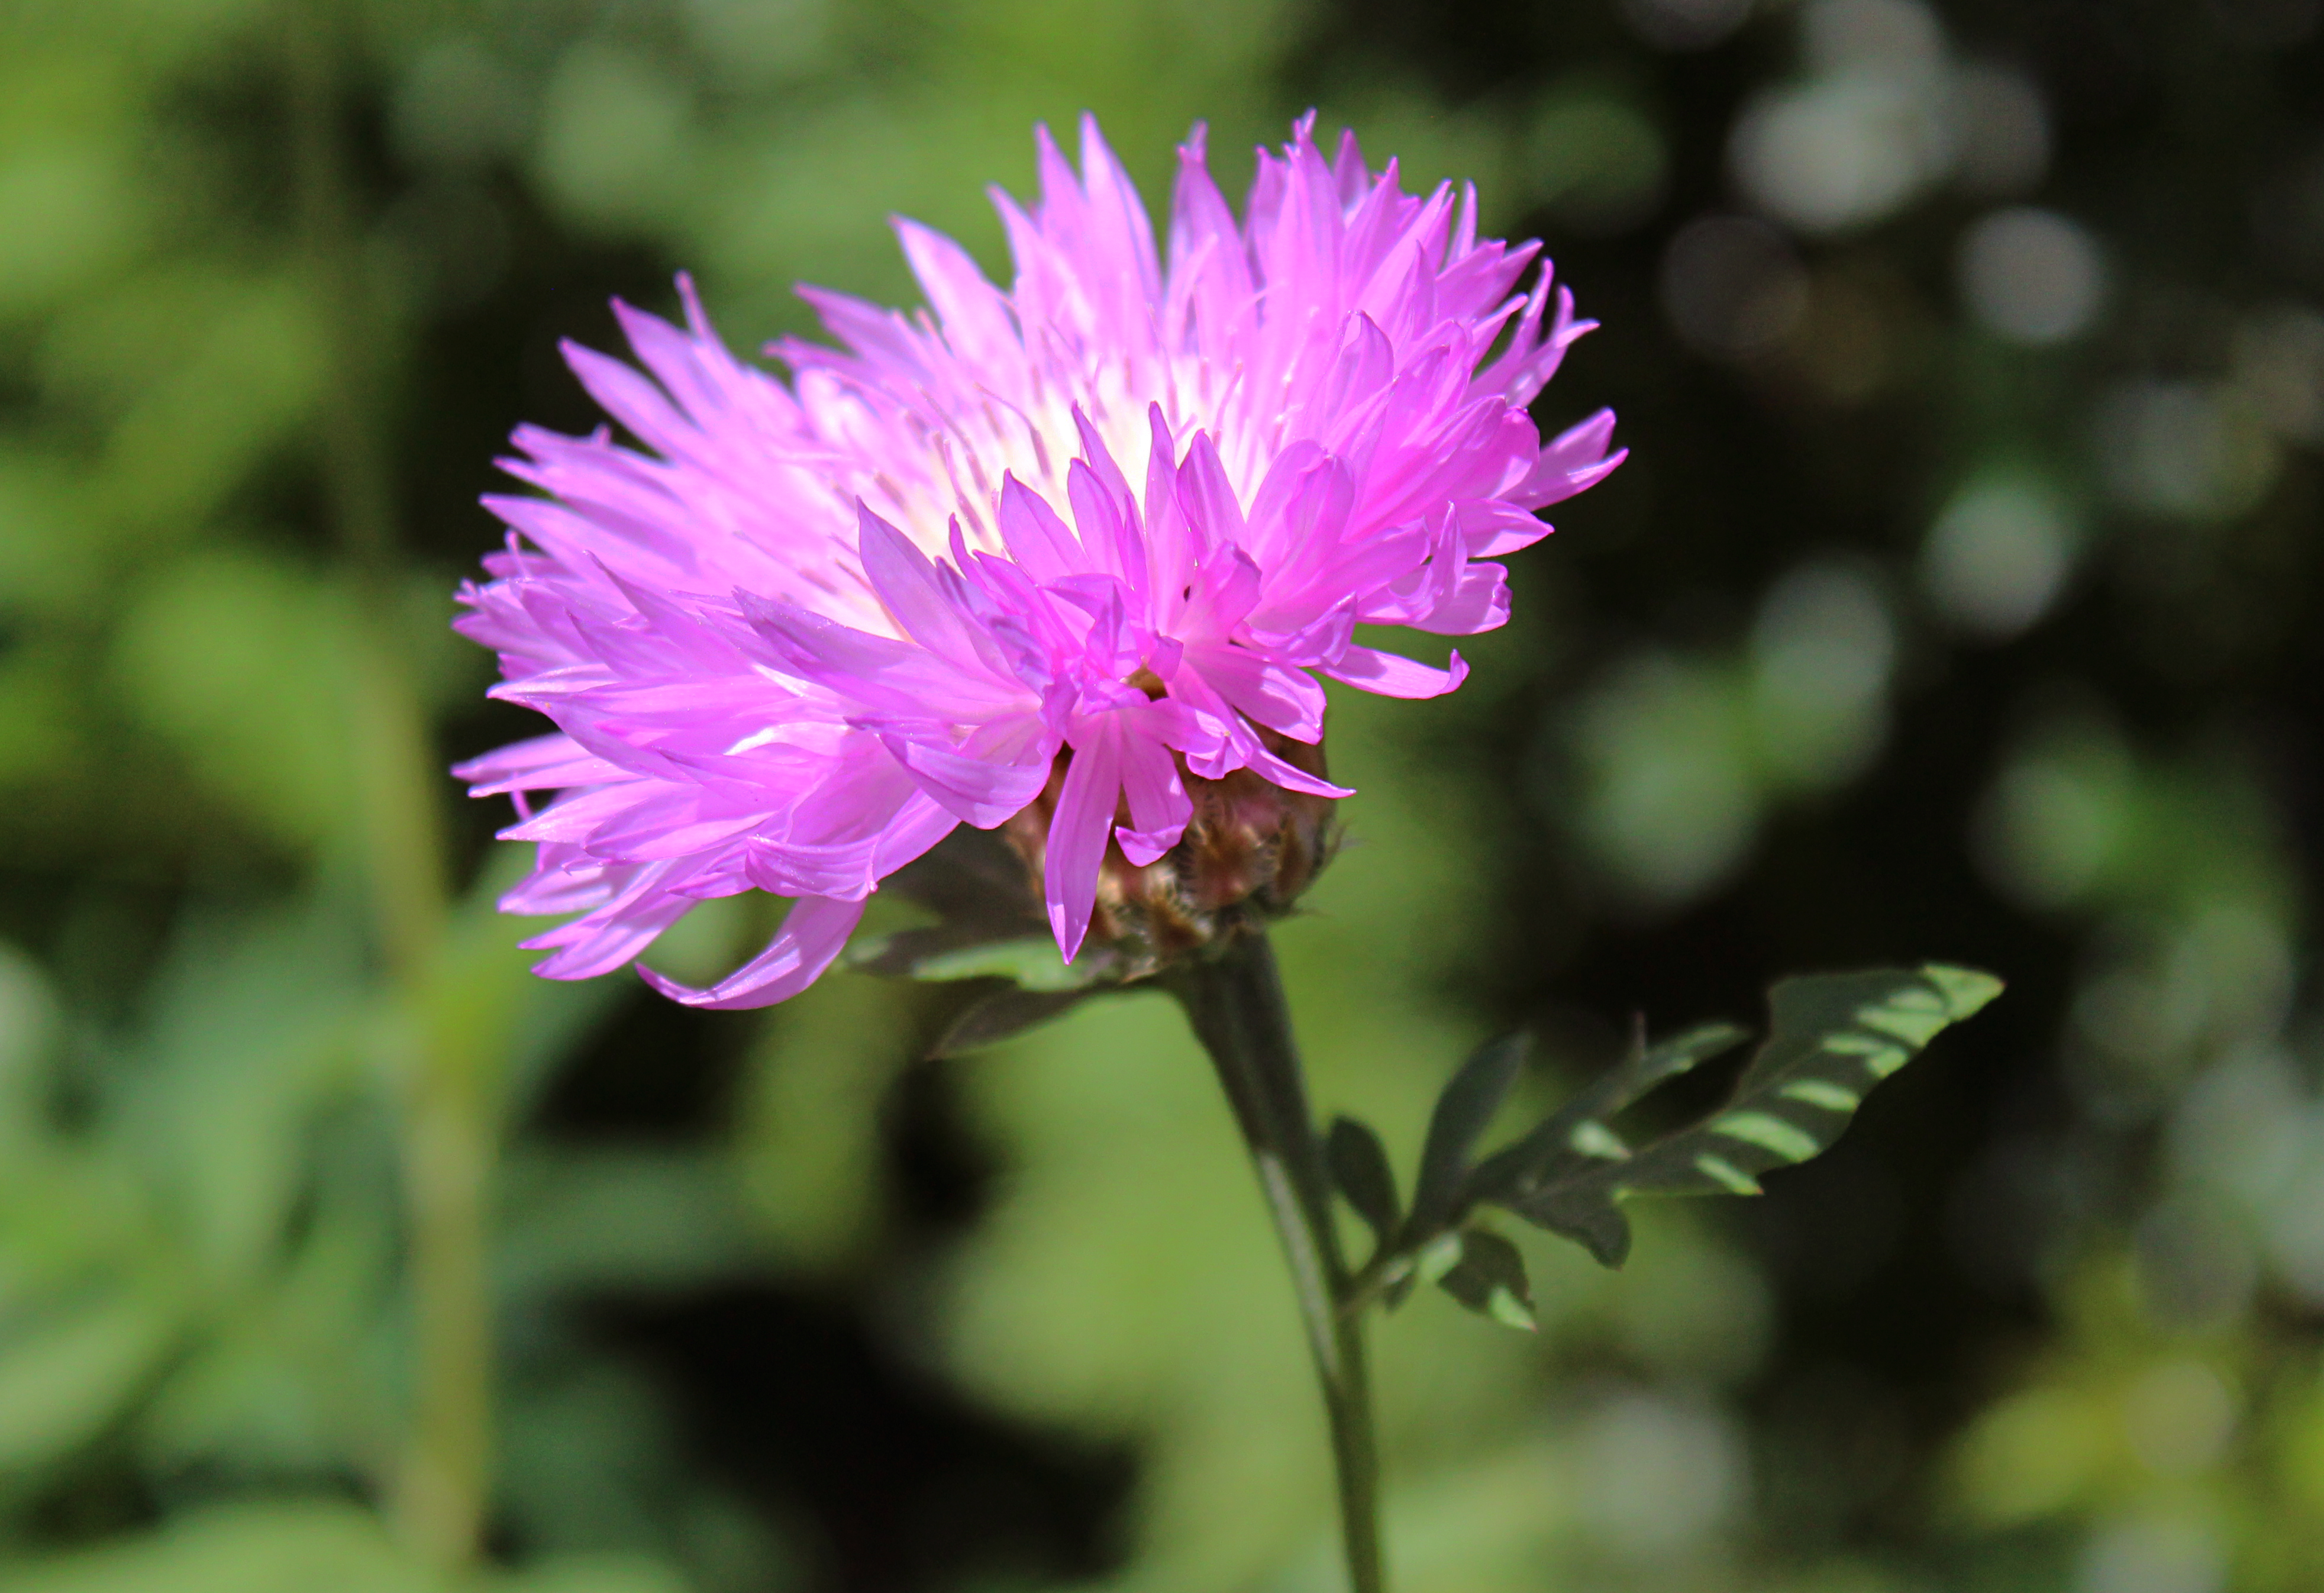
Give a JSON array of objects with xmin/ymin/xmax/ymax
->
[
  {"xmin": 1172, "ymin": 930, "xmax": 1383, "ymax": 1593},
  {"xmin": 285, "ymin": 3, "xmax": 483, "ymax": 1570}
]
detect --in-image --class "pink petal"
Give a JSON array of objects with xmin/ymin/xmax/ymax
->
[
  {"xmin": 454, "ymin": 733, "xmax": 621, "ymax": 796},
  {"xmin": 1173, "ymin": 432, "xmax": 1247, "ymax": 547},
  {"xmin": 1185, "ymin": 643, "xmax": 1328, "ymax": 741},
  {"xmin": 640, "ymin": 894, "xmax": 867, "ymax": 1010},
  {"xmin": 522, "ymin": 859, "xmax": 704, "ymax": 979},
  {"xmin": 996, "ymin": 475, "xmax": 1083, "ymax": 582},
  {"xmin": 1076, "ymin": 112, "xmax": 1163, "ymax": 310},
  {"xmin": 1045, "ymin": 724, "xmax": 1122, "ymax": 963},
  {"xmin": 1457, "ymin": 499, "xmax": 1550, "ymax": 558},
  {"xmin": 1114, "ymin": 726, "xmax": 1192, "ymax": 866},
  {"xmin": 1242, "ymin": 738, "xmax": 1356, "ymax": 799},
  {"xmin": 856, "ymin": 502, "xmax": 1013, "ymax": 678},
  {"xmin": 877, "ymin": 722, "xmax": 1057, "ymax": 829},
  {"xmin": 895, "ymin": 217, "xmax": 1021, "ymax": 372},
  {"xmin": 1325, "ymin": 643, "xmax": 1470, "ymax": 699}
]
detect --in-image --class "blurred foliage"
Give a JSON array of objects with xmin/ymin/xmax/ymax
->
[{"xmin": 2, "ymin": 0, "xmax": 2323, "ymax": 1591}]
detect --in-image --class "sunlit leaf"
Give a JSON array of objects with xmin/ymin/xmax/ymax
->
[
  {"xmin": 1467, "ymin": 1019, "xmax": 1749, "ymax": 1206},
  {"xmin": 1507, "ymin": 966, "xmax": 2003, "ymax": 1267},
  {"xmin": 1434, "ymin": 1228, "xmax": 1535, "ymax": 1331},
  {"xmin": 0, "ymin": 122, "xmax": 146, "ymax": 321}
]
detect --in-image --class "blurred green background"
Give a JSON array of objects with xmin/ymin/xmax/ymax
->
[{"xmin": 3, "ymin": 0, "xmax": 2322, "ymax": 1589}]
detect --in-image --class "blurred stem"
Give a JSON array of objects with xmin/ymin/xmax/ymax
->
[
  {"xmin": 1172, "ymin": 931, "xmax": 1383, "ymax": 1593},
  {"xmin": 285, "ymin": 2, "xmax": 484, "ymax": 1572}
]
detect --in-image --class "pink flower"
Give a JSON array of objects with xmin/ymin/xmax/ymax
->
[{"xmin": 454, "ymin": 114, "xmax": 1622, "ymax": 1010}]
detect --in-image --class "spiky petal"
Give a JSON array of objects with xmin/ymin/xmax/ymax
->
[{"xmin": 454, "ymin": 114, "xmax": 1623, "ymax": 1007}]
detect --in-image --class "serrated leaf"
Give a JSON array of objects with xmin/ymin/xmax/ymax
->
[
  {"xmin": 1468, "ymin": 1019, "xmax": 1749, "ymax": 1207},
  {"xmin": 1521, "ymin": 1187, "xmax": 1635, "ymax": 1268},
  {"xmin": 1325, "ymin": 1116, "xmax": 1399, "ymax": 1251},
  {"xmin": 1506, "ymin": 965, "xmax": 2000, "ymax": 1270},
  {"xmin": 1435, "ymin": 1228, "xmax": 1535, "ymax": 1331},
  {"xmin": 1406, "ymin": 1033, "xmax": 1528, "ymax": 1238},
  {"xmin": 931, "ymin": 987, "xmax": 1101, "ymax": 1055}
]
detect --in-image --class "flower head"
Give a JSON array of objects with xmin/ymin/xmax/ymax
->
[{"xmin": 454, "ymin": 114, "xmax": 1622, "ymax": 1008}]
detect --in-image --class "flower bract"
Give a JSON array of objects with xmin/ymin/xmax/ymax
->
[{"xmin": 454, "ymin": 114, "xmax": 1623, "ymax": 1008}]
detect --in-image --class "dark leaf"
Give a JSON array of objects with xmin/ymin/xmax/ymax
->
[
  {"xmin": 932, "ymin": 986, "xmax": 1103, "ymax": 1055},
  {"xmin": 878, "ymin": 825, "xmax": 1044, "ymax": 932},
  {"xmin": 1506, "ymin": 965, "xmax": 2002, "ymax": 1270},
  {"xmin": 1407, "ymin": 1033, "xmax": 1528, "ymax": 1238},
  {"xmin": 1325, "ymin": 1116, "xmax": 1400, "ymax": 1251},
  {"xmin": 1434, "ymin": 1228, "xmax": 1535, "ymax": 1331}
]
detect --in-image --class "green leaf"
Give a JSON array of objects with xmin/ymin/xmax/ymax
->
[
  {"xmin": 1468, "ymin": 1018, "xmax": 1749, "ymax": 1206},
  {"xmin": 133, "ymin": 1182, "xmax": 399, "ymax": 1478},
  {"xmin": 1506, "ymin": 965, "xmax": 2002, "ymax": 1268},
  {"xmin": 496, "ymin": 1147, "xmax": 762, "ymax": 1300},
  {"xmin": 849, "ymin": 932, "xmax": 1118, "ymax": 994},
  {"xmin": 106, "ymin": 551, "xmax": 358, "ymax": 851},
  {"xmin": 845, "ymin": 923, "xmax": 1002, "ymax": 978},
  {"xmin": 846, "ymin": 828, "xmax": 1129, "ymax": 1017},
  {"xmin": 1413, "ymin": 1230, "xmax": 1466, "ymax": 1288},
  {"xmin": 0, "ymin": 1279, "xmax": 183, "ymax": 1473},
  {"xmin": 0, "ymin": 1499, "xmax": 430, "ymax": 1593},
  {"xmin": 0, "ymin": 942, "xmax": 62, "ymax": 1148},
  {"xmin": 122, "ymin": 889, "xmax": 370, "ymax": 1294},
  {"xmin": 1325, "ymin": 1116, "xmax": 1399, "ymax": 1252},
  {"xmin": 494, "ymin": 1557, "xmax": 692, "ymax": 1593},
  {"xmin": 1434, "ymin": 1228, "xmax": 1535, "ymax": 1331},
  {"xmin": 1406, "ymin": 1033, "xmax": 1528, "ymax": 1238}
]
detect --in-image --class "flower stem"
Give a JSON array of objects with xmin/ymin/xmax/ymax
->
[
  {"xmin": 1171, "ymin": 930, "xmax": 1383, "ymax": 1593},
  {"xmin": 285, "ymin": 2, "xmax": 483, "ymax": 1569}
]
